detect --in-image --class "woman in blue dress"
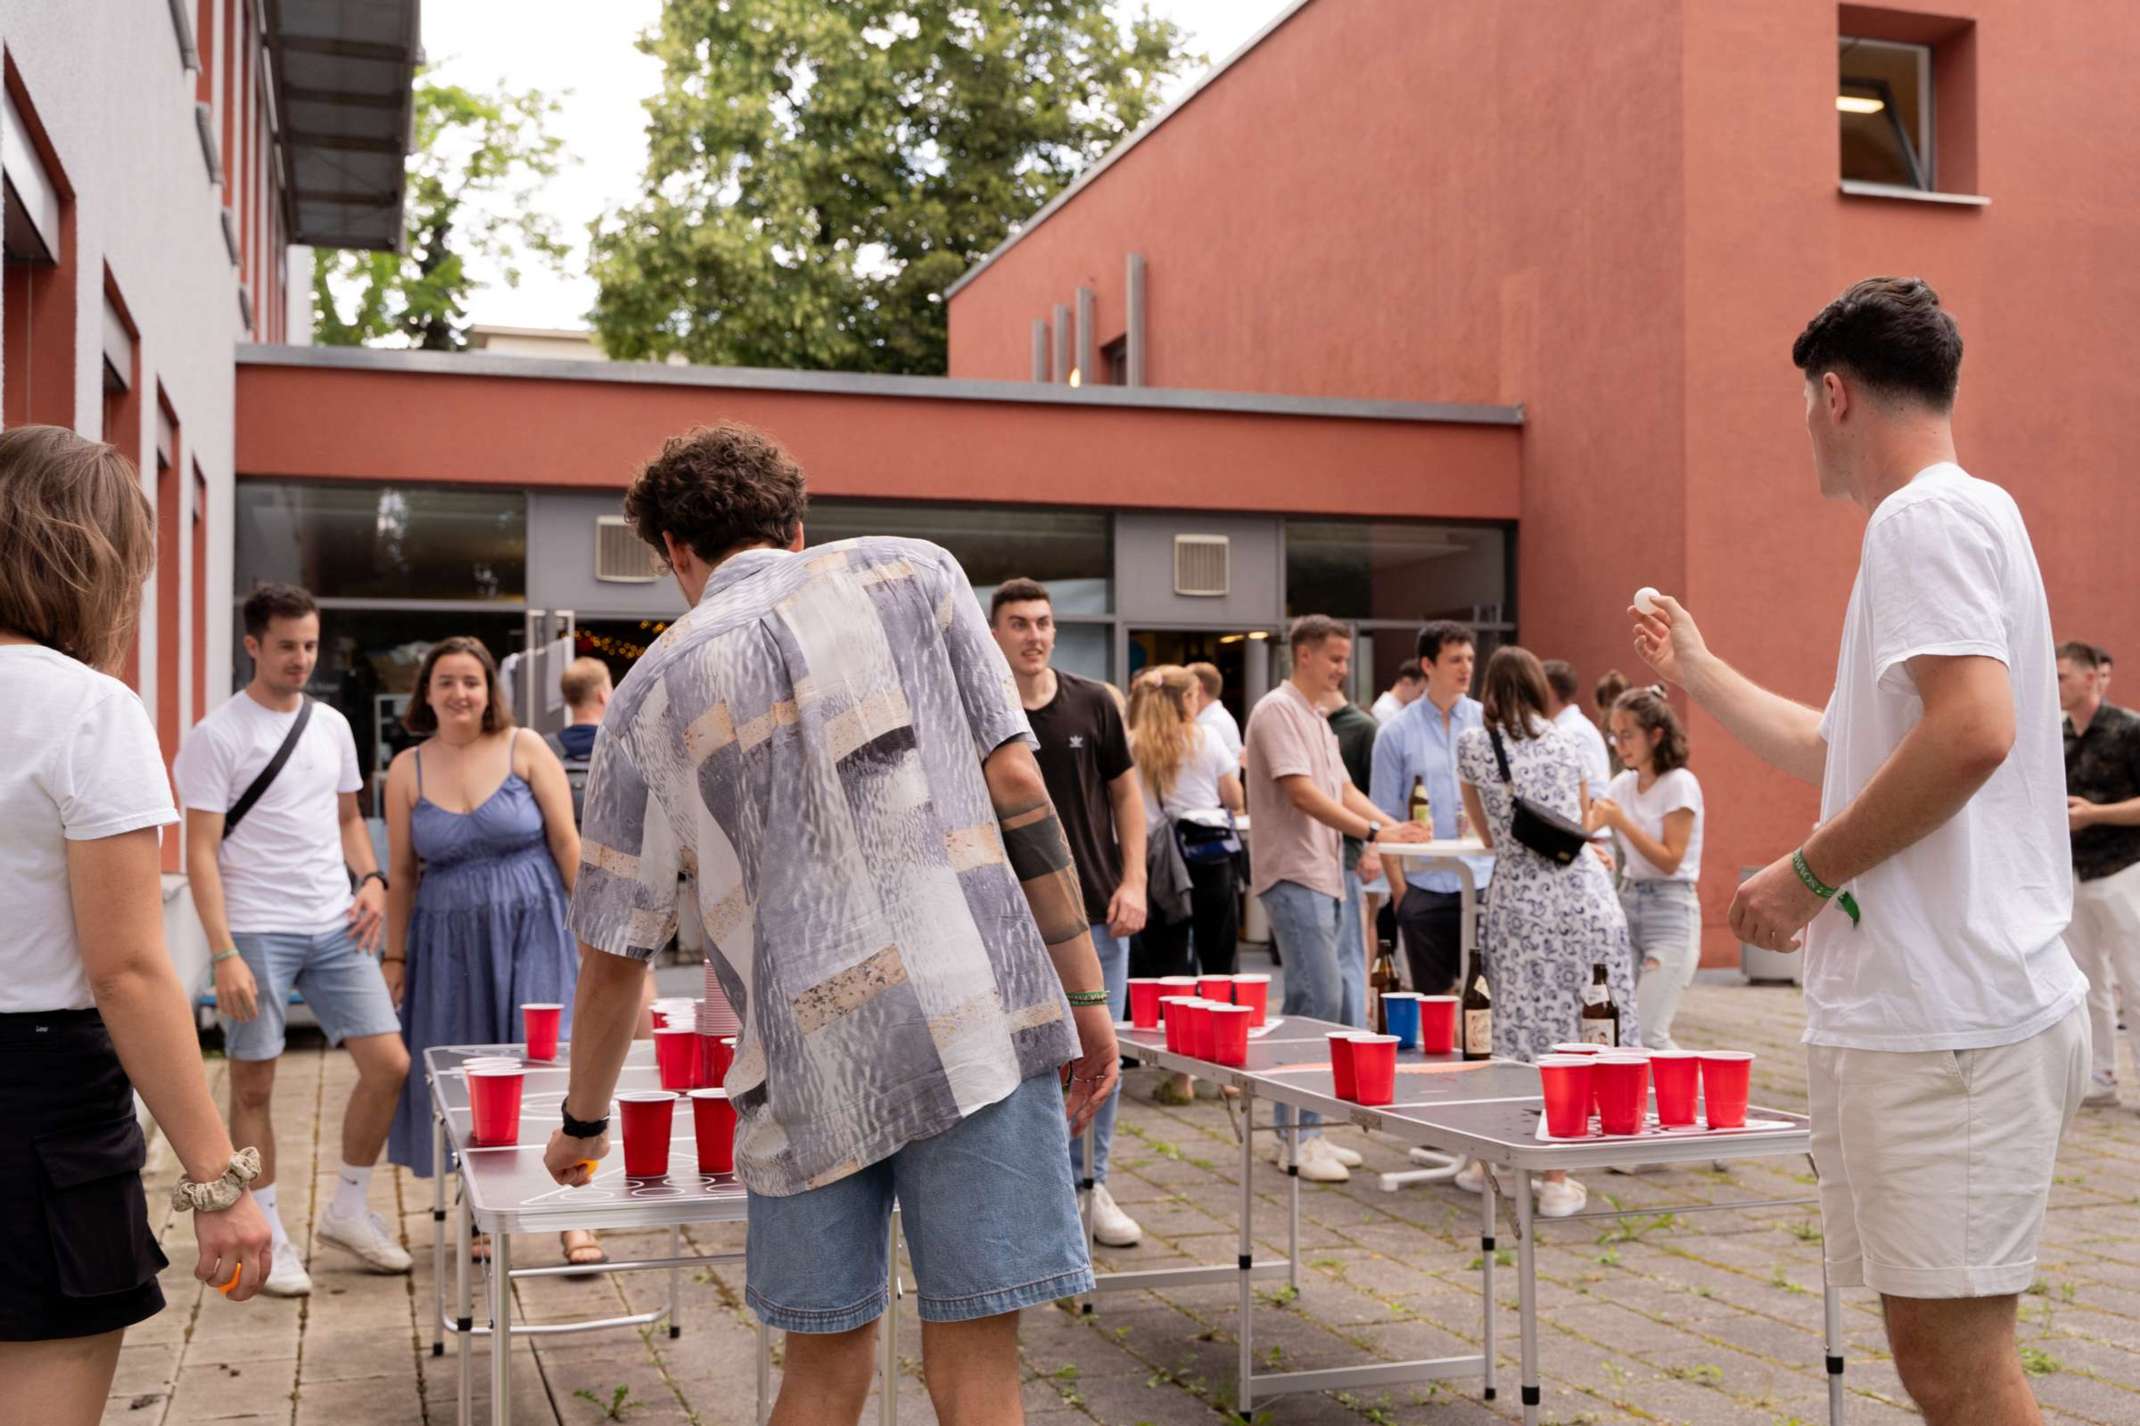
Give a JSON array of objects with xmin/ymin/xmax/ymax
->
[{"xmin": 381, "ymin": 637, "xmax": 600, "ymax": 1266}]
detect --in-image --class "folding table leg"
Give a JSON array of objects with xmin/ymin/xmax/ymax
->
[
  {"xmin": 456, "ymin": 1187, "xmax": 473, "ymax": 1426},
  {"xmin": 1481, "ymin": 1174, "xmax": 1498, "ymax": 1402},
  {"xmin": 490, "ymin": 1230, "xmax": 513, "ymax": 1426},
  {"xmin": 1822, "ymin": 1253, "xmax": 1845, "ymax": 1426},
  {"xmin": 432, "ymin": 1111, "xmax": 447, "ymax": 1357},
  {"xmin": 668, "ymin": 1226, "xmax": 683, "ymax": 1339},
  {"xmin": 1080, "ymin": 1119, "xmax": 1097, "ymax": 1316},
  {"xmin": 1516, "ymin": 1172, "xmax": 1539, "ymax": 1426},
  {"xmin": 1237, "ymin": 1086, "xmax": 1257, "ymax": 1418}
]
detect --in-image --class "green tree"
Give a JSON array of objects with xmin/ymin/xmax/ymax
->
[
  {"xmin": 589, "ymin": 1, "xmax": 1198, "ymax": 375},
  {"xmin": 313, "ymin": 78, "xmax": 568, "ymax": 351}
]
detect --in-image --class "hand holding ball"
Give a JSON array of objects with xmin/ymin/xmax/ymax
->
[{"xmin": 1633, "ymin": 587, "xmax": 1662, "ymax": 616}]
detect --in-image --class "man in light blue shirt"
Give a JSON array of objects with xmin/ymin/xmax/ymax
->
[{"xmin": 1370, "ymin": 621, "xmax": 1494, "ymax": 994}]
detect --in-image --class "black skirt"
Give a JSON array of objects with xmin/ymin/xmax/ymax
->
[{"xmin": 0, "ymin": 1008, "xmax": 168, "ymax": 1340}]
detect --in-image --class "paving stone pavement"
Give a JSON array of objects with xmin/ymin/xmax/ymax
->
[{"xmin": 110, "ymin": 980, "xmax": 2140, "ymax": 1425}]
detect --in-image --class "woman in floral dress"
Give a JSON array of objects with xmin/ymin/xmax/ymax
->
[{"xmin": 1455, "ymin": 646, "xmax": 1637, "ymax": 1217}]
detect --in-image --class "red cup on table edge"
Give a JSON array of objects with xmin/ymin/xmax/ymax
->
[
  {"xmin": 1418, "ymin": 995, "xmax": 1459, "ymax": 1055},
  {"xmin": 1198, "ymin": 974, "xmax": 1237, "ymax": 1004},
  {"xmin": 1159, "ymin": 997, "xmax": 1197, "ymax": 1052},
  {"xmin": 521, "ymin": 1003, "xmax": 563, "ymax": 1061},
  {"xmin": 1328, "ymin": 1032, "xmax": 1366, "ymax": 1100},
  {"xmin": 1209, "ymin": 1004, "xmax": 1254, "ymax": 1067},
  {"xmin": 701, "ymin": 1033, "xmax": 737, "ymax": 1089},
  {"xmin": 1648, "ymin": 1050, "xmax": 1701, "ymax": 1127},
  {"xmin": 1232, "ymin": 973, "xmax": 1271, "ymax": 1027},
  {"xmin": 653, "ymin": 1026, "xmax": 699, "ymax": 1090},
  {"xmin": 1537, "ymin": 1056, "xmax": 1595, "ymax": 1138},
  {"xmin": 1592, "ymin": 1055, "xmax": 1651, "ymax": 1136},
  {"xmin": 1698, "ymin": 1051, "xmax": 1755, "ymax": 1128},
  {"xmin": 1550, "ymin": 1042, "xmax": 1608, "ymax": 1115},
  {"xmin": 1350, "ymin": 1034, "xmax": 1400, "ymax": 1106},
  {"xmin": 1127, "ymin": 979, "xmax": 1166, "ymax": 1029},
  {"xmin": 467, "ymin": 1066, "xmax": 525, "ymax": 1147},
  {"xmin": 688, "ymin": 1088, "xmax": 737, "ymax": 1174},
  {"xmin": 617, "ymin": 1090, "xmax": 678, "ymax": 1177}
]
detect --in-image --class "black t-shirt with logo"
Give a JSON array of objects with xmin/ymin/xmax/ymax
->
[
  {"xmin": 2066, "ymin": 703, "xmax": 2140, "ymax": 881},
  {"xmin": 1026, "ymin": 671, "xmax": 1135, "ymax": 924}
]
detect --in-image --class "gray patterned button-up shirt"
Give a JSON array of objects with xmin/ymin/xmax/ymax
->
[{"xmin": 568, "ymin": 538, "xmax": 1078, "ymax": 1196}]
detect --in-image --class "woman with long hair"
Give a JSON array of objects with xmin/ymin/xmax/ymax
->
[
  {"xmin": 381, "ymin": 637, "xmax": 598, "ymax": 1266},
  {"xmin": 0, "ymin": 427, "xmax": 272, "ymax": 1423},
  {"xmin": 1589, "ymin": 687, "xmax": 1704, "ymax": 1049},
  {"xmin": 1455, "ymin": 646, "xmax": 1637, "ymax": 1217}
]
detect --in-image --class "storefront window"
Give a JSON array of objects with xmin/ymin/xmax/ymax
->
[
  {"xmin": 804, "ymin": 500, "xmax": 1112, "ymax": 614},
  {"xmin": 236, "ymin": 480, "xmax": 527, "ymax": 602},
  {"xmin": 1285, "ymin": 521, "xmax": 1510, "ymax": 625}
]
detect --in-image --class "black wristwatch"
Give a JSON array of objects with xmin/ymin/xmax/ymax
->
[
  {"xmin": 359, "ymin": 869, "xmax": 389, "ymax": 892},
  {"xmin": 561, "ymin": 1107, "xmax": 610, "ymax": 1139}
]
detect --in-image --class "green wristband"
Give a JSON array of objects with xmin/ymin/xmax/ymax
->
[
  {"xmin": 1066, "ymin": 990, "xmax": 1110, "ymax": 1007},
  {"xmin": 1791, "ymin": 849, "xmax": 1861, "ymax": 927},
  {"xmin": 212, "ymin": 948, "xmax": 242, "ymax": 964}
]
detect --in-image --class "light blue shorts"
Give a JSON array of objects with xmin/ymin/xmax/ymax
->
[
  {"xmin": 744, "ymin": 1070, "xmax": 1094, "ymax": 1332},
  {"xmin": 222, "ymin": 925, "xmax": 402, "ymax": 1060}
]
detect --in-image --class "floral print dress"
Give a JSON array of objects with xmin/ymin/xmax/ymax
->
[{"xmin": 1456, "ymin": 719, "xmax": 1639, "ymax": 1061}]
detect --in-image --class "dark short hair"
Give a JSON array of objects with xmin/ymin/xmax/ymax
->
[
  {"xmin": 1289, "ymin": 614, "xmax": 1349, "ymax": 653},
  {"xmin": 1479, "ymin": 646, "xmax": 1553, "ymax": 739},
  {"xmin": 243, "ymin": 583, "xmax": 318, "ymax": 639},
  {"xmin": 1541, "ymin": 659, "xmax": 1579, "ymax": 703},
  {"xmin": 624, "ymin": 421, "xmax": 807, "ymax": 566},
  {"xmin": 1417, "ymin": 620, "xmax": 1475, "ymax": 665},
  {"xmin": 1612, "ymin": 685, "xmax": 1690, "ymax": 774},
  {"xmin": 2058, "ymin": 641, "xmax": 2103, "ymax": 669},
  {"xmin": 405, "ymin": 635, "xmax": 514, "ymax": 736},
  {"xmin": 1395, "ymin": 659, "xmax": 1424, "ymax": 684},
  {"xmin": 1791, "ymin": 276, "xmax": 1962, "ymax": 411},
  {"xmin": 989, "ymin": 577, "xmax": 1051, "ymax": 624}
]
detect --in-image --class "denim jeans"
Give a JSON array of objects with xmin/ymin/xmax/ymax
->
[
  {"xmin": 1262, "ymin": 879, "xmax": 1345, "ymax": 1135},
  {"xmin": 1069, "ymin": 924, "xmax": 1129, "ymax": 1183},
  {"xmin": 1337, "ymin": 870, "xmax": 1368, "ymax": 1031},
  {"xmin": 1620, "ymin": 881, "xmax": 1700, "ymax": 1049}
]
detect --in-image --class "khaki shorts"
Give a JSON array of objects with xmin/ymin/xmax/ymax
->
[{"xmin": 1808, "ymin": 1003, "xmax": 2088, "ymax": 1299}]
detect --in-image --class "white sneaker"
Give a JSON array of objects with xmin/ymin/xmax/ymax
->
[
  {"xmin": 1082, "ymin": 1183, "xmax": 1143, "ymax": 1248},
  {"xmin": 261, "ymin": 1241, "xmax": 313, "ymax": 1297},
  {"xmin": 2083, "ymin": 1075, "xmax": 2120, "ymax": 1108},
  {"xmin": 1537, "ymin": 1177, "xmax": 1588, "ymax": 1218},
  {"xmin": 1453, "ymin": 1158, "xmax": 1492, "ymax": 1195},
  {"xmin": 317, "ymin": 1206, "xmax": 414, "ymax": 1274},
  {"xmin": 1293, "ymin": 1138, "xmax": 1351, "ymax": 1183},
  {"xmin": 1325, "ymin": 1142, "xmax": 1364, "ymax": 1168}
]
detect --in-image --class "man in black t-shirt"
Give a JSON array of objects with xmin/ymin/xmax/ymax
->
[
  {"xmin": 2058, "ymin": 641, "xmax": 2140, "ymax": 1106},
  {"xmin": 991, "ymin": 578, "xmax": 1148, "ymax": 1248}
]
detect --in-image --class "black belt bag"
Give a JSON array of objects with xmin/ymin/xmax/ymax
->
[{"xmin": 1488, "ymin": 727, "xmax": 1589, "ymax": 867}]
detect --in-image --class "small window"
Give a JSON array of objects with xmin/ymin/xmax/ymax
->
[{"xmin": 1839, "ymin": 37, "xmax": 1932, "ymax": 189}]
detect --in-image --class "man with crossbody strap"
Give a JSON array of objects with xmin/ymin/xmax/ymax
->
[{"xmin": 175, "ymin": 585, "xmax": 410, "ymax": 1296}]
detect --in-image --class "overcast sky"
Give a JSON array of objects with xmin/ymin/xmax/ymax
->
[{"xmin": 417, "ymin": 1, "xmax": 1296, "ymax": 332}]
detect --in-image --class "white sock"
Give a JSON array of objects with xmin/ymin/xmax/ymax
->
[
  {"xmin": 331, "ymin": 1163, "xmax": 374, "ymax": 1221},
  {"xmin": 254, "ymin": 1183, "xmax": 289, "ymax": 1248}
]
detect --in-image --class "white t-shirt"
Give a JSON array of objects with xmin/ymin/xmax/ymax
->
[
  {"xmin": 1197, "ymin": 699, "xmax": 1243, "ymax": 760},
  {"xmin": 1604, "ymin": 767, "xmax": 1703, "ymax": 883},
  {"xmin": 1371, "ymin": 690, "xmax": 1405, "ymax": 725},
  {"xmin": 174, "ymin": 691, "xmax": 363, "ymax": 933},
  {"xmin": 1554, "ymin": 703, "xmax": 1612, "ymax": 795},
  {"xmin": 0, "ymin": 645, "xmax": 179, "ymax": 1012},
  {"xmin": 1809, "ymin": 463, "xmax": 2086, "ymax": 1052},
  {"xmin": 1146, "ymin": 725, "xmax": 1237, "ymax": 827}
]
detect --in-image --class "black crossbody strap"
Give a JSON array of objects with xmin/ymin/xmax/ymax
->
[
  {"xmin": 1488, "ymin": 725, "xmax": 1515, "ymax": 784},
  {"xmin": 224, "ymin": 697, "xmax": 313, "ymax": 836}
]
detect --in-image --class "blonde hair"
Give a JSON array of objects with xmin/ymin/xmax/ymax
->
[
  {"xmin": 560, "ymin": 656, "xmax": 612, "ymax": 708},
  {"xmin": 0, "ymin": 425, "xmax": 154, "ymax": 673},
  {"xmin": 1129, "ymin": 665, "xmax": 1200, "ymax": 801}
]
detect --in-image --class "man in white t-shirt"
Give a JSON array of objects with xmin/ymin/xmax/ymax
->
[
  {"xmin": 1187, "ymin": 661, "xmax": 1243, "ymax": 761},
  {"xmin": 1370, "ymin": 660, "xmax": 1425, "ymax": 724},
  {"xmin": 1542, "ymin": 659, "xmax": 1613, "ymax": 794},
  {"xmin": 1634, "ymin": 278, "xmax": 2087, "ymax": 1426},
  {"xmin": 174, "ymin": 585, "xmax": 411, "ymax": 1296}
]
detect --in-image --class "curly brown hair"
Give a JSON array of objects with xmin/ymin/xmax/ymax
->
[
  {"xmin": 1791, "ymin": 276, "xmax": 1961, "ymax": 410},
  {"xmin": 404, "ymin": 636, "xmax": 515, "ymax": 736},
  {"xmin": 0, "ymin": 425, "xmax": 154, "ymax": 673},
  {"xmin": 624, "ymin": 422, "xmax": 808, "ymax": 566},
  {"xmin": 1612, "ymin": 686, "xmax": 1690, "ymax": 773}
]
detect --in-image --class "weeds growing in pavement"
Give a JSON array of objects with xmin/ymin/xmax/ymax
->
[
  {"xmin": 1785, "ymin": 1219, "xmax": 1822, "ymax": 1243},
  {"xmin": 2019, "ymin": 1346, "xmax": 2062, "ymax": 1375},
  {"xmin": 573, "ymin": 1385, "xmax": 636, "ymax": 1421},
  {"xmin": 1665, "ymin": 1363, "xmax": 1725, "ymax": 1387}
]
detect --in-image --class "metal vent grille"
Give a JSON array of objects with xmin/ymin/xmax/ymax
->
[
  {"xmin": 595, "ymin": 516, "xmax": 663, "ymax": 583},
  {"xmin": 1173, "ymin": 535, "xmax": 1230, "ymax": 597}
]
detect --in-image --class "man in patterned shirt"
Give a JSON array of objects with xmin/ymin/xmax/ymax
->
[
  {"xmin": 542, "ymin": 422, "xmax": 1119, "ymax": 1426},
  {"xmin": 2059, "ymin": 640, "xmax": 2140, "ymax": 1106}
]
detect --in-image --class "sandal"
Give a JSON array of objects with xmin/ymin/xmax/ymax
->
[{"xmin": 561, "ymin": 1230, "xmax": 607, "ymax": 1276}]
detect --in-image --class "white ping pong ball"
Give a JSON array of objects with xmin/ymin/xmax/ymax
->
[{"xmin": 1633, "ymin": 587, "xmax": 1662, "ymax": 616}]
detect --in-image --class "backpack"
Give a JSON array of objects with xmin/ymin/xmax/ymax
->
[{"xmin": 543, "ymin": 730, "xmax": 590, "ymax": 827}]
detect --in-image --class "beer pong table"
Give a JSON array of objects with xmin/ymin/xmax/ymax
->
[
  {"xmin": 425, "ymin": 1044, "xmax": 906, "ymax": 1426},
  {"xmin": 1097, "ymin": 1016, "xmax": 1843, "ymax": 1426}
]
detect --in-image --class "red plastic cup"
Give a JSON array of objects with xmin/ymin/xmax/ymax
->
[
  {"xmin": 700, "ymin": 1034, "xmax": 737, "ymax": 1089},
  {"xmin": 654, "ymin": 1027, "xmax": 699, "ymax": 1090},
  {"xmin": 618, "ymin": 1091, "xmax": 678, "ymax": 1177},
  {"xmin": 1184, "ymin": 1000, "xmax": 1218, "ymax": 1061},
  {"xmin": 1419, "ymin": 996, "xmax": 1459, "ymax": 1055},
  {"xmin": 1550, "ymin": 1043, "xmax": 1607, "ymax": 1115},
  {"xmin": 1350, "ymin": 1034, "xmax": 1399, "ymax": 1105},
  {"xmin": 689, "ymin": 1089, "xmax": 737, "ymax": 1174},
  {"xmin": 1593, "ymin": 1055, "xmax": 1652, "ymax": 1136},
  {"xmin": 521, "ymin": 1003, "xmax": 563, "ymax": 1061},
  {"xmin": 1233, "ymin": 973, "xmax": 1271, "ymax": 1027},
  {"xmin": 1538, "ymin": 1056, "xmax": 1595, "ymax": 1138},
  {"xmin": 1156, "ymin": 977, "xmax": 1199, "ymax": 1018},
  {"xmin": 1159, "ymin": 997, "xmax": 1196, "ymax": 1052},
  {"xmin": 1128, "ymin": 979, "xmax": 1166, "ymax": 1029},
  {"xmin": 1649, "ymin": 1050, "xmax": 1701, "ymax": 1127},
  {"xmin": 467, "ymin": 1067, "xmax": 525, "ymax": 1146},
  {"xmin": 1209, "ymin": 1005, "xmax": 1254, "ymax": 1067},
  {"xmin": 1198, "ymin": 974, "xmax": 1237, "ymax": 1004},
  {"xmin": 1328, "ymin": 1032, "xmax": 1363, "ymax": 1100},
  {"xmin": 1699, "ymin": 1051, "xmax": 1755, "ymax": 1129}
]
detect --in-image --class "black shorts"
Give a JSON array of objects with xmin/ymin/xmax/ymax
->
[{"xmin": 0, "ymin": 1009, "xmax": 168, "ymax": 1341}]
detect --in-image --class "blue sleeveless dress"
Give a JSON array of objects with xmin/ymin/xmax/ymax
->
[{"xmin": 388, "ymin": 734, "xmax": 579, "ymax": 1177}]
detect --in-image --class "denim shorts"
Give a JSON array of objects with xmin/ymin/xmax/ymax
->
[
  {"xmin": 223, "ymin": 924, "xmax": 402, "ymax": 1060},
  {"xmin": 744, "ymin": 1070, "xmax": 1094, "ymax": 1332}
]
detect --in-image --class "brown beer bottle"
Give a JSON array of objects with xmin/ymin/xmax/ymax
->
[
  {"xmin": 1461, "ymin": 952, "xmax": 1492, "ymax": 1061},
  {"xmin": 1409, "ymin": 774, "xmax": 1432, "ymax": 826},
  {"xmin": 1369, "ymin": 936, "xmax": 1398, "ymax": 1032},
  {"xmin": 1579, "ymin": 963, "xmax": 1619, "ymax": 1047}
]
